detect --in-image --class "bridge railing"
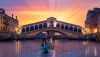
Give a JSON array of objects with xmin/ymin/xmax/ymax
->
[{"xmin": 21, "ymin": 27, "xmax": 82, "ymax": 35}]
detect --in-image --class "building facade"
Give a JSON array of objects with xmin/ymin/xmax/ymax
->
[
  {"xmin": 85, "ymin": 8, "xmax": 100, "ymax": 38},
  {"xmin": 0, "ymin": 8, "xmax": 19, "ymax": 38}
]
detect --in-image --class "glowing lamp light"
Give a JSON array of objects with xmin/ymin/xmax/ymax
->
[
  {"xmin": 15, "ymin": 28, "xmax": 18, "ymax": 31},
  {"xmin": 94, "ymin": 29, "xmax": 97, "ymax": 33}
]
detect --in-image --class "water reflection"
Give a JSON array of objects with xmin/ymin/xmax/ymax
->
[
  {"xmin": 0, "ymin": 39, "xmax": 100, "ymax": 57},
  {"xmin": 95, "ymin": 47, "xmax": 97, "ymax": 56}
]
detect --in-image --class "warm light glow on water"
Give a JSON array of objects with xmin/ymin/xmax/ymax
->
[{"xmin": 0, "ymin": 39, "xmax": 100, "ymax": 57}]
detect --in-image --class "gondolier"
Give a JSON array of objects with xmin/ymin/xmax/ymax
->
[
  {"xmin": 40, "ymin": 37, "xmax": 54, "ymax": 53},
  {"xmin": 41, "ymin": 31, "xmax": 46, "ymax": 45}
]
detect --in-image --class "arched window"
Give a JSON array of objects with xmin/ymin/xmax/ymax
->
[
  {"xmin": 65, "ymin": 25, "xmax": 68, "ymax": 30},
  {"xmin": 78, "ymin": 28, "xmax": 82, "ymax": 33},
  {"xmin": 26, "ymin": 27, "xmax": 29, "ymax": 32},
  {"xmin": 22, "ymin": 28, "xmax": 25, "ymax": 32},
  {"xmin": 30, "ymin": 26, "xmax": 34, "ymax": 31},
  {"xmin": 61, "ymin": 24, "xmax": 64, "ymax": 29},
  {"xmin": 69, "ymin": 26, "xmax": 73, "ymax": 31},
  {"xmin": 43, "ymin": 23, "xmax": 47, "ymax": 28},
  {"xmin": 74, "ymin": 27, "xmax": 77, "ymax": 32},
  {"xmin": 35, "ymin": 25, "xmax": 38, "ymax": 30},
  {"xmin": 39, "ymin": 24, "xmax": 42, "ymax": 29},
  {"xmin": 56, "ymin": 23, "xmax": 60, "ymax": 28}
]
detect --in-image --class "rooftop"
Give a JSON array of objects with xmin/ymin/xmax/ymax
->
[{"xmin": 22, "ymin": 20, "xmax": 82, "ymax": 28}]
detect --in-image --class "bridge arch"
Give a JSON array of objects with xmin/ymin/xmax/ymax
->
[
  {"xmin": 65, "ymin": 25, "xmax": 68, "ymax": 30},
  {"xmin": 22, "ymin": 28, "xmax": 25, "ymax": 32},
  {"xmin": 30, "ymin": 26, "xmax": 34, "ymax": 31},
  {"xmin": 69, "ymin": 26, "xmax": 73, "ymax": 31},
  {"xmin": 33, "ymin": 30, "xmax": 70, "ymax": 38},
  {"xmin": 78, "ymin": 28, "xmax": 82, "ymax": 33},
  {"xmin": 35, "ymin": 25, "xmax": 38, "ymax": 30},
  {"xmin": 39, "ymin": 24, "xmax": 42, "ymax": 29},
  {"xmin": 43, "ymin": 23, "xmax": 47, "ymax": 28},
  {"xmin": 74, "ymin": 27, "xmax": 77, "ymax": 32},
  {"xmin": 56, "ymin": 23, "xmax": 60, "ymax": 28},
  {"xmin": 26, "ymin": 27, "xmax": 29, "ymax": 32},
  {"xmin": 61, "ymin": 24, "xmax": 64, "ymax": 29}
]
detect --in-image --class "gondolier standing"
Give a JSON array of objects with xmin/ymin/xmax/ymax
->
[{"xmin": 41, "ymin": 31, "xmax": 46, "ymax": 45}]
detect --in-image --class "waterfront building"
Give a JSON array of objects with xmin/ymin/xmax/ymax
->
[
  {"xmin": 0, "ymin": 8, "xmax": 19, "ymax": 38},
  {"xmin": 85, "ymin": 8, "xmax": 100, "ymax": 38}
]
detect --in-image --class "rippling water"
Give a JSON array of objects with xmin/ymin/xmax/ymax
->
[{"xmin": 0, "ymin": 39, "xmax": 100, "ymax": 57}]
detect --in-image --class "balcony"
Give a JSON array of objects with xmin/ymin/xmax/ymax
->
[{"xmin": 3, "ymin": 21, "xmax": 9, "ymax": 27}]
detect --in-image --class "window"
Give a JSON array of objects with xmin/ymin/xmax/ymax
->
[
  {"xmin": 26, "ymin": 27, "xmax": 29, "ymax": 32},
  {"xmin": 61, "ymin": 24, "xmax": 64, "ymax": 29},
  {"xmin": 74, "ymin": 27, "xmax": 77, "ymax": 32},
  {"xmin": 43, "ymin": 23, "xmax": 47, "ymax": 28},
  {"xmin": 22, "ymin": 28, "xmax": 25, "ymax": 32},
  {"xmin": 69, "ymin": 26, "xmax": 73, "ymax": 31},
  {"xmin": 3, "ymin": 27, "xmax": 7, "ymax": 31},
  {"xmin": 35, "ymin": 25, "xmax": 38, "ymax": 30},
  {"xmin": 1, "ymin": 21, "xmax": 2, "ymax": 24},
  {"xmin": 39, "ymin": 24, "xmax": 42, "ymax": 29},
  {"xmin": 56, "ymin": 23, "xmax": 60, "ymax": 28},
  {"xmin": 30, "ymin": 26, "xmax": 34, "ymax": 31},
  {"xmin": 3, "ymin": 10, "xmax": 5, "ymax": 14},
  {"xmin": 3, "ymin": 16, "xmax": 6, "ymax": 19},
  {"xmin": 0, "ymin": 12, "xmax": 2, "ymax": 14},
  {"xmin": 1, "ymin": 27, "xmax": 2, "ymax": 31},
  {"xmin": 65, "ymin": 25, "xmax": 68, "ymax": 30},
  {"xmin": 78, "ymin": 28, "xmax": 82, "ymax": 33}
]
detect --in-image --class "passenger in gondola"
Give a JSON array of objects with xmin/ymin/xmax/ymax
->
[{"xmin": 49, "ymin": 42, "xmax": 55, "ymax": 50}]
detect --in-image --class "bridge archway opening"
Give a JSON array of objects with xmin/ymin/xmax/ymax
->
[{"xmin": 33, "ymin": 30, "xmax": 70, "ymax": 38}]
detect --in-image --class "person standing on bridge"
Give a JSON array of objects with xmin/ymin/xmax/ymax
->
[{"xmin": 41, "ymin": 31, "xmax": 47, "ymax": 45}]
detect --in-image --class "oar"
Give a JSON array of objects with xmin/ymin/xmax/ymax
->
[
  {"xmin": 47, "ymin": 37, "xmax": 67, "ymax": 52},
  {"xmin": 54, "ymin": 45, "xmax": 67, "ymax": 52}
]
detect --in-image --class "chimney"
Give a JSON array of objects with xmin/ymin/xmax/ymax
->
[
  {"xmin": 12, "ymin": 14, "xmax": 13, "ymax": 18},
  {"xmin": 16, "ymin": 16, "xmax": 17, "ymax": 20}
]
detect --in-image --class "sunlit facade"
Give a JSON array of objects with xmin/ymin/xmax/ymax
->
[
  {"xmin": 0, "ymin": 8, "xmax": 19, "ymax": 38},
  {"xmin": 85, "ymin": 8, "xmax": 100, "ymax": 38}
]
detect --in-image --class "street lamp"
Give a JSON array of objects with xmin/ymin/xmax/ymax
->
[{"xmin": 94, "ymin": 29, "xmax": 97, "ymax": 33}]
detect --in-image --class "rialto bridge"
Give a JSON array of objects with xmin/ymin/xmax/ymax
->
[{"xmin": 20, "ymin": 17, "xmax": 83, "ymax": 38}]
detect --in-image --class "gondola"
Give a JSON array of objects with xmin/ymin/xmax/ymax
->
[{"xmin": 40, "ymin": 38, "xmax": 54, "ymax": 53}]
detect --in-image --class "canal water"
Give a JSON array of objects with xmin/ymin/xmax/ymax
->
[{"xmin": 0, "ymin": 39, "xmax": 100, "ymax": 57}]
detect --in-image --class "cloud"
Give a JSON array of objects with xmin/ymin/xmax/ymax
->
[{"xmin": 0, "ymin": 0, "xmax": 100, "ymax": 28}]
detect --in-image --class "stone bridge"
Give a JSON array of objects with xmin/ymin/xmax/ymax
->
[
  {"xmin": 21, "ymin": 27, "xmax": 83, "ymax": 38},
  {"xmin": 21, "ymin": 17, "xmax": 83, "ymax": 38}
]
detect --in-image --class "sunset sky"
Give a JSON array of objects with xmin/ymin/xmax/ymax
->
[{"xmin": 0, "ymin": 0, "xmax": 100, "ymax": 28}]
